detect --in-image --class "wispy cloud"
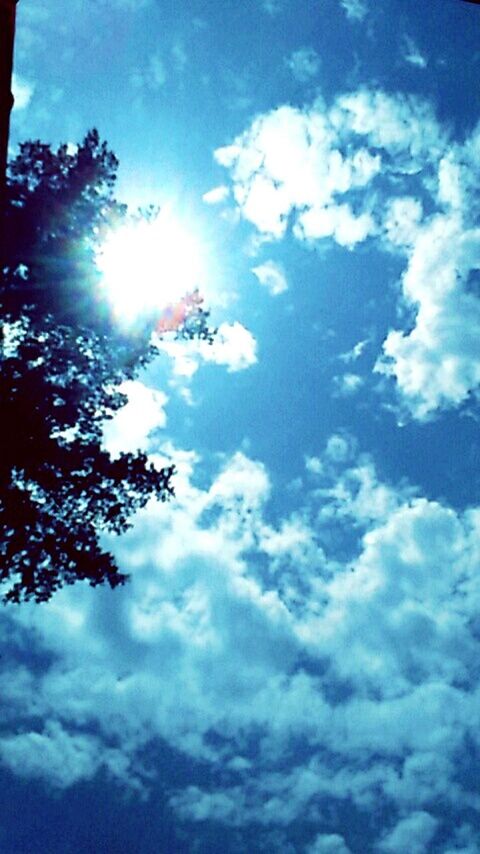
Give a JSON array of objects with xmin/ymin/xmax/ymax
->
[
  {"xmin": 202, "ymin": 185, "xmax": 230, "ymax": 205},
  {"xmin": 131, "ymin": 52, "xmax": 166, "ymax": 91},
  {"xmin": 339, "ymin": 338, "xmax": 369, "ymax": 362},
  {"xmin": 260, "ymin": 0, "xmax": 286, "ymax": 15},
  {"xmin": 251, "ymin": 260, "xmax": 288, "ymax": 295},
  {"xmin": 286, "ymin": 47, "xmax": 320, "ymax": 83},
  {"xmin": 339, "ymin": 0, "xmax": 368, "ymax": 22},
  {"xmin": 402, "ymin": 36, "xmax": 427, "ymax": 69},
  {"xmin": 333, "ymin": 372, "xmax": 364, "ymax": 396},
  {"xmin": 171, "ymin": 40, "xmax": 188, "ymax": 73}
]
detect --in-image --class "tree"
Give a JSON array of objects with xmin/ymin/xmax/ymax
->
[{"xmin": 0, "ymin": 130, "xmax": 214, "ymax": 603}]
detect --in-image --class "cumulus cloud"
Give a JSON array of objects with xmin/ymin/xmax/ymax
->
[
  {"xmin": 216, "ymin": 85, "xmax": 480, "ymax": 418},
  {"xmin": 215, "ymin": 97, "xmax": 383, "ymax": 246},
  {"xmin": 376, "ymin": 215, "xmax": 480, "ymax": 418},
  {"xmin": 251, "ymin": 260, "xmax": 288, "ymax": 295},
  {"xmin": 214, "ymin": 88, "xmax": 441, "ymax": 247},
  {"xmin": 378, "ymin": 811, "xmax": 438, "ymax": 852},
  {"xmin": 0, "ymin": 721, "xmax": 137, "ymax": 791},
  {"xmin": 382, "ymin": 196, "xmax": 423, "ymax": 251},
  {"xmin": 102, "ymin": 380, "xmax": 168, "ymax": 456},
  {"xmin": 207, "ymin": 322, "xmax": 258, "ymax": 371},
  {"xmin": 2, "ymin": 439, "xmax": 480, "ymax": 846},
  {"xmin": 313, "ymin": 446, "xmax": 415, "ymax": 528},
  {"xmin": 157, "ymin": 321, "xmax": 257, "ymax": 377},
  {"xmin": 330, "ymin": 89, "xmax": 444, "ymax": 167}
]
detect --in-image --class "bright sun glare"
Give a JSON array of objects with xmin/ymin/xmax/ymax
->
[{"xmin": 96, "ymin": 208, "xmax": 207, "ymax": 324}]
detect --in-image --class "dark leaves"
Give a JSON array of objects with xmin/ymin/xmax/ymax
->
[{"xmin": 0, "ymin": 131, "xmax": 178, "ymax": 603}]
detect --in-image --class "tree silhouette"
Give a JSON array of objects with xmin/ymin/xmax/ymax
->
[{"xmin": 0, "ymin": 130, "xmax": 213, "ymax": 603}]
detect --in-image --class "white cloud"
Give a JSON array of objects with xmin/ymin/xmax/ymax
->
[
  {"xmin": 286, "ymin": 48, "xmax": 320, "ymax": 83},
  {"xmin": 383, "ymin": 196, "xmax": 423, "ymax": 251},
  {"xmin": 215, "ymin": 98, "xmax": 381, "ymax": 244},
  {"xmin": 379, "ymin": 811, "xmax": 438, "ymax": 852},
  {"xmin": 0, "ymin": 721, "xmax": 140, "ymax": 792},
  {"xmin": 165, "ymin": 461, "xmax": 480, "ymax": 828},
  {"xmin": 258, "ymin": 515, "xmax": 315, "ymax": 562},
  {"xmin": 207, "ymin": 322, "xmax": 258, "ymax": 371},
  {"xmin": 295, "ymin": 203, "xmax": 375, "ymax": 249},
  {"xmin": 402, "ymin": 36, "xmax": 427, "ymax": 69},
  {"xmin": 305, "ymin": 455, "xmax": 323, "ymax": 475},
  {"xmin": 251, "ymin": 260, "xmax": 288, "ymax": 295},
  {"xmin": 376, "ymin": 142, "xmax": 480, "ymax": 417},
  {"xmin": 215, "ymin": 88, "xmax": 441, "ymax": 248},
  {"xmin": 12, "ymin": 74, "xmax": 35, "ymax": 111},
  {"xmin": 202, "ymin": 185, "xmax": 230, "ymax": 205},
  {"xmin": 102, "ymin": 380, "xmax": 168, "ymax": 456},
  {"xmin": 158, "ymin": 321, "xmax": 257, "ymax": 377},
  {"xmin": 305, "ymin": 433, "xmax": 355, "ymax": 476},
  {"xmin": 216, "ymin": 86, "xmax": 480, "ymax": 418},
  {"xmin": 339, "ymin": 0, "xmax": 367, "ymax": 22},
  {"xmin": 376, "ymin": 215, "xmax": 480, "ymax": 418},
  {"xmin": 208, "ymin": 451, "xmax": 271, "ymax": 513},
  {"xmin": 315, "ymin": 455, "xmax": 414, "ymax": 529},
  {"xmin": 438, "ymin": 152, "xmax": 463, "ymax": 210},
  {"xmin": 333, "ymin": 372, "xmax": 364, "ymax": 396},
  {"xmin": 324, "ymin": 433, "xmax": 355, "ymax": 462},
  {"xmin": 339, "ymin": 338, "xmax": 369, "ymax": 363},
  {"xmin": 306, "ymin": 834, "xmax": 352, "ymax": 854},
  {"xmin": 3, "ymin": 441, "xmax": 480, "ymax": 845},
  {"xmin": 330, "ymin": 89, "xmax": 444, "ymax": 168}
]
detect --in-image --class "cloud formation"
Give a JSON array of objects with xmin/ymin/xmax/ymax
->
[
  {"xmin": 157, "ymin": 321, "xmax": 258, "ymax": 377},
  {"xmin": 251, "ymin": 260, "xmax": 288, "ymax": 296},
  {"xmin": 402, "ymin": 36, "xmax": 427, "ymax": 69},
  {"xmin": 12, "ymin": 74, "xmax": 35, "ymax": 111},
  {"xmin": 202, "ymin": 185, "xmax": 230, "ymax": 205},
  {"xmin": 339, "ymin": 0, "xmax": 367, "ymax": 22},
  {"xmin": 215, "ymin": 86, "xmax": 480, "ymax": 419},
  {"xmin": 2, "ymin": 438, "xmax": 480, "ymax": 849},
  {"xmin": 131, "ymin": 53, "xmax": 166, "ymax": 91},
  {"xmin": 102, "ymin": 380, "xmax": 168, "ymax": 456}
]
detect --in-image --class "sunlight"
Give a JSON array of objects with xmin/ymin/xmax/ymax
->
[{"xmin": 96, "ymin": 207, "xmax": 207, "ymax": 324}]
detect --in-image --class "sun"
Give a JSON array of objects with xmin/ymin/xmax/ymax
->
[{"xmin": 96, "ymin": 207, "xmax": 207, "ymax": 325}]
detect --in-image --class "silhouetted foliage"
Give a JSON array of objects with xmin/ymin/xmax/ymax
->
[{"xmin": 0, "ymin": 130, "xmax": 213, "ymax": 603}]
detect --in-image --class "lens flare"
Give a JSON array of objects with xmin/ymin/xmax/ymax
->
[{"xmin": 96, "ymin": 208, "xmax": 206, "ymax": 325}]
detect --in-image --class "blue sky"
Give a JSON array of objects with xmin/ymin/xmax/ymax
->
[{"xmin": 3, "ymin": 0, "xmax": 480, "ymax": 851}]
